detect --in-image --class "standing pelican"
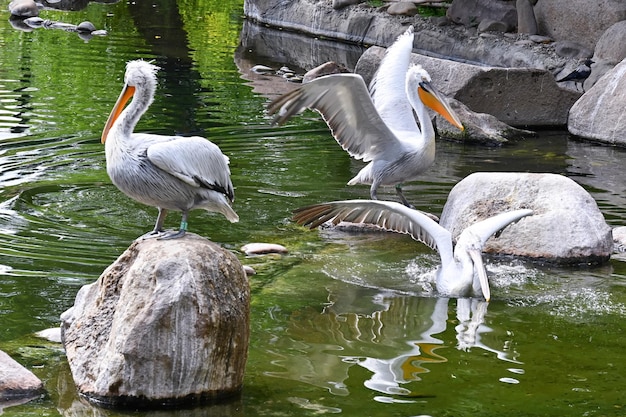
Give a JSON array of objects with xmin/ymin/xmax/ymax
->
[
  {"xmin": 268, "ymin": 26, "xmax": 464, "ymax": 207},
  {"xmin": 101, "ymin": 60, "xmax": 239, "ymax": 239},
  {"xmin": 292, "ymin": 200, "xmax": 532, "ymax": 301}
]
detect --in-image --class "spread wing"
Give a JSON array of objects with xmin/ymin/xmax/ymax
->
[
  {"xmin": 460, "ymin": 209, "xmax": 534, "ymax": 250},
  {"xmin": 369, "ymin": 25, "xmax": 421, "ymax": 134},
  {"xmin": 146, "ymin": 135, "xmax": 235, "ymax": 201},
  {"xmin": 267, "ymin": 74, "xmax": 402, "ymax": 162},
  {"xmin": 292, "ymin": 199, "xmax": 454, "ymax": 263}
]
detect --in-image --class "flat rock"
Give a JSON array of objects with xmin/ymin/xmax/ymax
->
[
  {"xmin": 241, "ymin": 242, "xmax": 288, "ymax": 255},
  {"xmin": 439, "ymin": 172, "xmax": 612, "ymax": 264},
  {"xmin": 0, "ymin": 349, "xmax": 44, "ymax": 401}
]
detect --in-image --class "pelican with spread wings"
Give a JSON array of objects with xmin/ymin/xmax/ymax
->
[
  {"xmin": 268, "ymin": 26, "xmax": 464, "ymax": 207},
  {"xmin": 293, "ymin": 200, "xmax": 532, "ymax": 300}
]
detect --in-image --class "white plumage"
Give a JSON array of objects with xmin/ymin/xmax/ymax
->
[
  {"xmin": 101, "ymin": 60, "xmax": 238, "ymax": 239},
  {"xmin": 293, "ymin": 200, "xmax": 533, "ymax": 301},
  {"xmin": 268, "ymin": 26, "xmax": 464, "ymax": 207}
]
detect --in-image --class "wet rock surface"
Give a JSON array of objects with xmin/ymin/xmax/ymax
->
[
  {"xmin": 439, "ymin": 172, "xmax": 613, "ymax": 265},
  {"xmin": 61, "ymin": 234, "xmax": 250, "ymax": 408}
]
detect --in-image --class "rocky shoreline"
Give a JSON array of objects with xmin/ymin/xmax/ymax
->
[{"xmin": 242, "ymin": 0, "xmax": 626, "ymax": 144}]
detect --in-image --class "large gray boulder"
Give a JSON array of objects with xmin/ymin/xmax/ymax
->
[
  {"xmin": 0, "ymin": 349, "xmax": 44, "ymax": 401},
  {"xmin": 585, "ymin": 20, "xmax": 626, "ymax": 89},
  {"xmin": 534, "ymin": 0, "xmax": 626, "ymax": 50},
  {"xmin": 439, "ymin": 172, "xmax": 613, "ymax": 264},
  {"xmin": 567, "ymin": 58, "xmax": 626, "ymax": 144},
  {"xmin": 61, "ymin": 234, "xmax": 250, "ymax": 408},
  {"xmin": 355, "ymin": 46, "xmax": 579, "ymax": 126}
]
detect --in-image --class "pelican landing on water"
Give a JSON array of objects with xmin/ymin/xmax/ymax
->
[
  {"xmin": 293, "ymin": 200, "xmax": 533, "ymax": 301},
  {"xmin": 101, "ymin": 60, "xmax": 239, "ymax": 239},
  {"xmin": 268, "ymin": 26, "xmax": 464, "ymax": 208}
]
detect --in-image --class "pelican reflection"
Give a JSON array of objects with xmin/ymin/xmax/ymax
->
[{"xmin": 264, "ymin": 289, "xmax": 521, "ymax": 399}]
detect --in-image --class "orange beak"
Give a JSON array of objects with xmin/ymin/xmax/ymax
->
[
  {"xmin": 418, "ymin": 82, "xmax": 464, "ymax": 131},
  {"xmin": 101, "ymin": 85, "xmax": 136, "ymax": 143}
]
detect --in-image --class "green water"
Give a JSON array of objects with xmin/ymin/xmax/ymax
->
[{"xmin": 1, "ymin": 1, "xmax": 626, "ymax": 416}]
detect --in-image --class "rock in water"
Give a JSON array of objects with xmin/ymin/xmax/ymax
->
[
  {"xmin": 61, "ymin": 233, "xmax": 250, "ymax": 408},
  {"xmin": 0, "ymin": 350, "xmax": 44, "ymax": 401},
  {"xmin": 439, "ymin": 172, "xmax": 612, "ymax": 265}
]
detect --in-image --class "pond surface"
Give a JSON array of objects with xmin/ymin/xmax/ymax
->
[{"xmin": 1, "ymin": 1, "xmax": 626, "ymax": 416}]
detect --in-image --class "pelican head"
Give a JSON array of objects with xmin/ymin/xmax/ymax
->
[
  {"xmin": 407, "ymin": 65, "xmax": 464, "ymax": 131},
  {"xmin": 101, "ymin": 60, "xmax": 159, "ymax": 143}
]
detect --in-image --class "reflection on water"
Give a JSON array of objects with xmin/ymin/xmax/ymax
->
[{"xmin": 266, "ymin": 290, "xmax": 521, "ymax": 402}]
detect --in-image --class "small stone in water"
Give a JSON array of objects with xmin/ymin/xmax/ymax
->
[
  {"xmin": 241, "ymin": 242, "xmax": 288, "ymax": 255},
  {"xmin": 34, "ymin": 328, "xmax": 62, "ymax": 343},
  {"xmin": 251, "ymin": 64, "xmax": 274, "ymax": 74}
]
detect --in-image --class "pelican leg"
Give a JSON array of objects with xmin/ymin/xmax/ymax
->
[
  {"xmin": 141, "ymin": 208, "xmax": 169, "ymax": 239},
  {"xmin": 370, "ymin": 185, "xmax": 379, "ymax": 200},
  {"xmin": 395, "ymin": 185, "xmax": 416, "ymax": 209},
  {"xmin": 157, "ymin": 211, "xmax": 188, "ymax": 240}
]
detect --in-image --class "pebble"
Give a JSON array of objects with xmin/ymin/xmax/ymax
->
[
  {"xmin": 529, "ymin": 35, "xmax": 553, "ymax": 44},
  {"xmin": 241, "ymin": 243, "xmax": 288, "ymax": 256},
  {"xmin": 251, "ymin": 64, "xmax": 274, "ymax": 74}
]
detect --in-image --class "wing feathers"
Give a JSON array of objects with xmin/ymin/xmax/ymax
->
[
  {"xmin": 268, "ymin": 74, "xmax": 400, "ymax": 161},
  {"xmin": 292, "ymin": 200, "xmax": 446, "ymax": 253}
]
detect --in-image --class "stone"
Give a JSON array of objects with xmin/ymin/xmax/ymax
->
[
  {"xmin": 302, "ymin": 61, "xmax": 350, "ymax": 84},
  {"xmin": 516, "ymin": 0, "xmax": 537, "ymax": 35},
  {"xmin": 241, "ymin": 242, "xmax": 288, "ymax": 255},
  {"xmin": 594, "ymin": 21, "xmax": 626, "ymax": 65},
  {"xmin": 528, "ymin": 34, "xmax": 552, "ymax": 44},
  {"xmin": 0, "ymin": 349, "xmax": 44, "ymax": 401},
  {"xmin": 437, "ymin": 98, "xmax": 535, "ymax": 145},
  {"xmin": 534, "ymin": 0, "xmax": 626, "ymax": 50},
  {"xmin": 477, "ymin": 19, "xmax": 509, "ymax": 34},
  {"xmin": 567, "ymin": 58, "xmax": 626, "ymax": 144},
  {"xmin": 332, "ymin": 0, "xmax": 360, "ymax": 9},
  {"xmin": 447, "ymin": 0, "xmax": 517, "ymax": 30},
  {"xmin": 439, "ymin": 172, "xmax": 613, "ymax": 264},
  {"xmin": 387, "ymin": 2, "xmax": 418, "ymax": 17},
  {"xmin": 586, "ymin": 21, "xmax": 626, "ymax": 89},
  {"xmin": 613, "ymin": 226, "xmax": 626, "ymax": 253},
  {"xmin": 8, "ymin": 0, "xmax": 39, "ymax": 17},
  {"xmin": 34, "ymin": 327, "xmax": 62, "ymax": 343},
  {"xmin": 61, "ymin": 234, "xmax": 250, "ymax": 408},
  {"xmin": 355, "ymin": 46, "xmax": 579, "ymax": 126},
  {"xmin": 554, "ymin": 41, "xmax": 593, "ymax": 60}
]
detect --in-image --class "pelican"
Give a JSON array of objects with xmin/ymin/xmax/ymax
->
[
  {"xmin": 101, "ymin": 60, "xmax": 239, "ymax": 239},
  {"xmin": 268, "ymin": 26, "xmax": 464, "ymax": 207},
  {"xmin": 292, "ymin": 200, "xmax": 533, "ymax": 301}
]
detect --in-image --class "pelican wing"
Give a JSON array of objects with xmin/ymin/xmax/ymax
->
[
  {"xmin": 267, "ymin": 74, "xmax": 401, "ymax": 162},
  {"xmin": 369, "ymin": 25, "xmax": 420, "ymax": 134},
  {"xmin": 293, "ymin": 200, "xmax": 454, "ymax": 262},
  {"xmin": 146, "ymin": 136, "xmax": 235, "ymax": 201},
  {"xmin": 461, "ymin": 209, "xmax": 533, "ymax": 249}
]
